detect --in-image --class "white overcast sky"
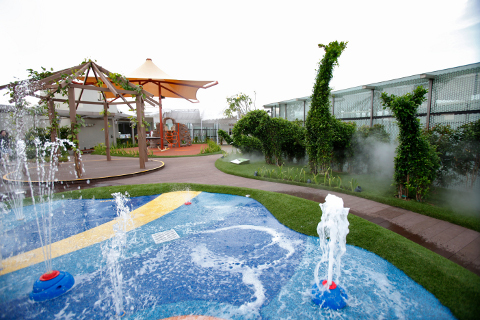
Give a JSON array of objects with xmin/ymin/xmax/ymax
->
[{"xmin": 0, "ymin": 0, "xmax": 478, "ymax": 119}]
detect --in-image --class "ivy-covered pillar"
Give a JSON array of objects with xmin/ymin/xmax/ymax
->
[
  {"xmin": 68, "ymin": 87, "xmax": 82, "ymax": 178},
  {"xmin": 103, "ymin": 101, "xmax": 111, "ymax": 161},
  {"xmin": 47, "ymin": 99, "xmax": 57, "ymax": 143},
  {"xmin": 136, "ymin": 95, "xmax": 146, "ymax": 169}
]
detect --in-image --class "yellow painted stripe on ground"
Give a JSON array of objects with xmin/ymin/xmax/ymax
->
[{"xmin": 0, "ymin": 191, "xmax": 201, "ymax": 276}]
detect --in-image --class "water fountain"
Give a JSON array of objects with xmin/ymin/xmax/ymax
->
[
  {"xmin": 182, "ymin": 186, "xmax": 193, "ymax": 205},
  {"xmin": 23, "ymin": 138, "xmax": 77, "ymax": 301},
  {"xmin": 0, "ymin": 100, "xmax": 78, "ymax": 301},
  {"xmin": 312, "ymin": 194, "xmax": 349, "ymax": 310},
  {"xmin": 0, "ymin": 191, "xmax": 456, "ymax": 319},
  {"xmin": 101, "ymin": 192, "xmax": 133, "ymax": 317}
]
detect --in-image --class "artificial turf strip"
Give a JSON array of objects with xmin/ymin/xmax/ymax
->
[
  {"xmin": 58, "ymin": 183, "xmax": 480, "ymax": 320},
  {"xmin": 214, "ymin": 158, "xmax": 480, "ymax": 233}
]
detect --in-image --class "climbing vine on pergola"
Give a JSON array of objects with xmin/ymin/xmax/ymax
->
[{"xmin": 0, "ymin": 59, "xmax": 159, "ymax": 178}]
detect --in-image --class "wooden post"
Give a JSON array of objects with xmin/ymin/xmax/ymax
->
[
  {"xmin": 142, "ymin": 101, "xmax": 148, "ymax": 162},
  {"xmin": 68, "ymin": 87, "xmax": 82, "ymax": 178},
  {"xmin": 104, "ymin": 102, "xmax": 111, "ymax": 161},
  {"xmin": 158, "ymin": 84, "xmax": 164, "ymax": 149},
  {"xmin": 136, "ymin": 95, "xmax": 146, "ymax": 169},
  {"xmin": 47, "ymin": 99, "xmax": 57, "ymax": 143}
]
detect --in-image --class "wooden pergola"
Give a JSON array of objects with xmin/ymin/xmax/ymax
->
[{"xmin": 0, "ymin": 60, "xmax": 159, "ymax": 178}]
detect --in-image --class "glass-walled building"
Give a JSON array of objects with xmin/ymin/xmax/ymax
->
[{"xmin": 264, "ymin": 62, "xmax": 480, "ymax": 138}]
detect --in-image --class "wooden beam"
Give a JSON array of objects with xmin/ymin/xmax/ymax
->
[
  {"xmin": 51, "ymin": 98, "xmax": 106, "ymax": 105},
  {"xmin": 55, "ymin": 63, "xmax": 91, "ymax": 89},
  {"xmin": 95, "ymin": 64, "xmax": 154, "ymax": 98},
  {"xmin": 91, "ymin": 63, "xmax": 120, "ymax": 96},
  {"xmin": 68, "ymin": 83, "xmax": 139, "ymax": 95},
  {"xmin": 39, "ymin": 62, "xmax": 89, "ymax": 86},
  {"xmin": 91, "ymin": 63, "xmax": 135, "ymax": 111},
  {"xmin": 76, "ymin": 66, "xmax": 92, "ymax": 109},
  {"xmin": 144, "ymin": 95, "xmax": 159, "ymax": 106}
]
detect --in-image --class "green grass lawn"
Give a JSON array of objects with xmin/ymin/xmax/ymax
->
[
  {"xmin": 215, "ymin": 154, "xmax": 480, "ymax": 233},
  {"xmin": 58, "ymin": 183, "xmax": 480, "ymax": 320}
]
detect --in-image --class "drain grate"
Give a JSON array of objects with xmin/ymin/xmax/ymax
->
[{"xmin": 152, "ymin": 229, "xmax": 180, "ymax": 244}]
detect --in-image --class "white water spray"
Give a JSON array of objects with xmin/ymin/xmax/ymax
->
[
  {"xmin": 314, "ymin": 194, "xmax": 350, "ymax": 289},
  {"xmin": 102, "ymin": 192, "xmax": 133, "ymax": 317}
]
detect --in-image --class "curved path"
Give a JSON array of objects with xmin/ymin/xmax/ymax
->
[{"xmin": 3, "ymin": 151, "xmax": 479, "ymax": 276}]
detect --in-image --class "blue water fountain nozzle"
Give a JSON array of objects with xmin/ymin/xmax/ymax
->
[
  {"xmin": 30, "ymin": 270, "xmax": 75, "ymax": 302},
  {"xmin": 312, "ymin": 280, "xmax": 348, "ymax": 310}
]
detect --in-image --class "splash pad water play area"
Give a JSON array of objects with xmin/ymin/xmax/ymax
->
[{"xmin": 0, "ymin": 190, "xmax": 455, "ymax": 319}]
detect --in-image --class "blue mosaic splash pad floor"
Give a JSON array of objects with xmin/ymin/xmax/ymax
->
[{"xmin": 0, "ymin": 192, "xmax": 455, "ymax": 319}]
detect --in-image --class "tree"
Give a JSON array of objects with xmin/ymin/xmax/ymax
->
[
  {"xmin": 423, "ymin": 124, "xmax": 457, "ymax": 188},
  {"xmin": 381, "ymin": 86, "xmax": 440, "ymax": 201},
  {"xmin": 452, "ymin": 120, "xmax": 480, "ymax": 189},
  {"xmin": 305, "ymin": 41, "xmax": 347, "ymax": 174},
  {"xmin": 224, "ymin": 92, "xmax": 256, "ymax": 118}
]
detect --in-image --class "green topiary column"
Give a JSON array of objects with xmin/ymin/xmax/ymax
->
[
  {"xmin": 306, "ymin": 41, "xmax": 347, "ymax": 174},
  {"xmin": 381, "ymin": 86, "xmax": 440, "ymax": 201}
]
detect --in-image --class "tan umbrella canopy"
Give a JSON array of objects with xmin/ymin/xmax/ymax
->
[
  {"xmin": 125, "ymin": 58, "xmax": 218, "ymax": 148},
  {"xmin": 84, "ymin": 58, "xmax": 217, "ymax": 148},
  {"xmin": 127, "ymin": 58, "xmax": 217, "ymax": 102}
]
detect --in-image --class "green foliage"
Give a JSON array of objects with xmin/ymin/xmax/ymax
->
[
  {"xmin": 381, "ymin": 86, "xmax": 440, "ymax": 201},
  {"xmin": 423, "ymin": 124, "xmax": 457, "ymax": 187},
  {"xmin": 224, "ymin": 92, "xmax": 256, "ymax": 118},
  {"xmin": 108, "ymin": 72, "xmax": 144, "ymax": 98},
  {"xmin": 451, "ymin": 120, "xmax": 480, "ymax": 189},
  {"xmin": 67, "ymin": 115, "xmax": 85, "ymax": 151},
  {"xmin": 93, "ymin": 143, "xmax": 152, "ymax": 157},
  {"xmin": 27, "ymin": 66, "xmax": 54, "ymax": 81},
  {"xmin": 218, "ymin": 129, "xmax": 233, "ymax": 145},
  {"xmin": 232, "ymin": 110, "xmax": 305, "ymax": 165},
  {"xmin": 306, "ymin": 41, "xmax": 347, "ymax": 174},
  {"xmin": 200, "ymin": 140, "xmax": 222, "ymax": 154}
]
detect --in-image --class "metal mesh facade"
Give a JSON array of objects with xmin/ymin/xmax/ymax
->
[
  {"xmin": 264, "ymin": 63, "xmax": 480, "ymax": 137},
  {"xmin": 263, "ymin": 63, "xmax": 480, "ymax": 190}
]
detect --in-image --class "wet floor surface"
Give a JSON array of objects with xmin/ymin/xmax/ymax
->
[
  {"xmin": 1, "ymin": 152, "xmax": 479, "ymax": 276},
  {"xmin": 0, "ymin": 193, "xmax": 455, "ymax": 319}
]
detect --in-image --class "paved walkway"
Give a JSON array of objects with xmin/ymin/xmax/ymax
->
[{"xmin": 2, "ymin": 149, "xmax": 479, "ymax": 276}]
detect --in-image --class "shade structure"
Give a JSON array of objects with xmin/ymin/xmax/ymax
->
[
  {"xmin": 126, "ymin": 58, "xmax": 218, "ymax": 148},
  {"xmin": 127, "ymin": 59, "xmax": 217, "ymax": 102}
]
